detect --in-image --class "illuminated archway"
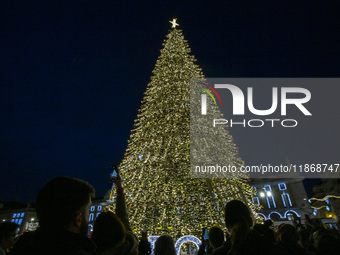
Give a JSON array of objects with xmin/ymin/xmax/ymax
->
[
  {"xmin": 284, "ymin": 210, "xmax": 301, "ymax": 218},
  {"xmin": 268, "ymin": 211, "xmax": 283, "ymax": 221},
  {"xmin": 175, "ymin": 236, "xmax": 201, "ymax": 255},
  {"xmin": 149, "ymin": 235, "xmax": 201, "ymax": 255},
  {"xmin": 257, "ymin": 213, "xmax": 267, "ymax": 220}
]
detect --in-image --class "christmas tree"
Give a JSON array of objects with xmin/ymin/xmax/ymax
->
[{"xmin": 114, "ymin": 19, "xmax": 260, "ymax": 236}]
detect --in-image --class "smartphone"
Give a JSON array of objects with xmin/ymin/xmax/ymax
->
[
  {"xmin": 109, "ymin": 165, "xmax": 119, "ymax": 182},
  {"xmin": 202, "ymin": 227, "xmax": 208, "ymax": 240}
]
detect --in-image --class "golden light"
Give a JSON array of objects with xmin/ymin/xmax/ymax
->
[{"xmin": 170, "ymin": 18, "xmax": 179, "ymax": 28}]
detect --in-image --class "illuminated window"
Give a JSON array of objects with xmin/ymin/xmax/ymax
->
[
  {"xmin": 97, "ymin": 205, "xmax": 102, "ymax": 211},
  {"xmin": 263, "ymin": 185, "xmax": 276, "ymax": 208},
  {"xmin": 287, "ymin": 212, "xmax": 295, "ymax": 220},
  {"xmin": 252, "ymin": 197, "xmax": 260, "ymax": 205},
  {"xmin": 263, "ymin": 185, "xmax": 272, "ymax": 192},
  {"xmin": 96, "ymin": 213, "xmax": 101, "ymax": 218},
  {"xmin": 13, "ymin": 214, "xmax": 16, "ymax": 218},
  {"xmin": 18, "ymin": 219, "xmax": 23, "ymax": 225},
  {"xmin": 21, "ymin": 213, "xmax": 24, "ymax": 217},
  {"xmin": 90, "ymin": 206, "xmax": 95, "ymax": 212},
  {"xmin": 252, "ymin": 187, "xmax": 257, "ymax": 195},
  {"xmin": 281, "ymin": 193, "xmax": 292, "ymax": 207},
  {"xmin": 278, "ymin": 183, "xmax": 287, "ymax": 190},
  {"xmin": 89, "ymin": 213, "xmax": 94, "ymax": 222},
  {"xmin": 267, "ymin": 197, "xmax": 276, "ymax": 208}
]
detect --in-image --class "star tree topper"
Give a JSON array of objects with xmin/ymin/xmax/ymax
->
[{"xmin": 170, "ymin": 18, "xmax": 179, "ymax": 28}]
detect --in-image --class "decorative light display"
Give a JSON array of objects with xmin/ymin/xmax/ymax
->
[
  {"xmin": 137, "ymin": 153, "xmax": 143, "ymax": 160},
  {"xmin": 257, "ymin": 210, "xmax": 301, "ymax": 220},
  {"xmin": 309, "ymin": 195, "xmax": 340, "ymax": 202},
  {"xmin": 309, "ymin": 195, "xmax": 340, "ymax": 210},
  {"xmin": 111, "ymin": 19, "xmax": 260, "ymax": 236},
  {"xmin": 284, "ymin": 210, "xmax": 301, "ymax": 218},
  {"xmin": 175, "ymin": 235, "xmax": 201, "ymax": 255},
  {"xmin": 148, "ymin": 236, "xmax": 159, "ymax": 255},
  {"xmin": 149, "ymin": 235, "xmax": 201, "ymax": 255}
]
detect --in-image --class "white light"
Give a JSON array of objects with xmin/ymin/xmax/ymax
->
[
  {"xmin": 260, "ymin": 192, "xmax": 265, "ymax": 197},
  {"xmin": 267, "ymin": 191, "xmax": 272, "ymax": 197},
  {"xmin": 175, "ymin": 236, "xmax": 201, "ymax": 255},
  {"xmin": 31, "ymin": 218, "xmax": 35, "ymax": 221}
]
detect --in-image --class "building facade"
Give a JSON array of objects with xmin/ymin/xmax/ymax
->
[
  {"xmin": 0, "ymin": 202, "xmax": 37, "ymax": 233},
  {"xmin": 251, "ymin": 179, "xmax": 313, "ymax": 224},
  {"xmin": 309, "ymin": 179, "xmax": 340, "ymax": 221}
]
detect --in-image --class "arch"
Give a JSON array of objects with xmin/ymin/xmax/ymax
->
[
  {"xmin": 89, "ymin": 213, "xmax": 94, "ymax": 222},
  {"xmin": 257, "ymin": 213, "xmax": 267, "ymax": 220},
  {"xmin": 284, "ymin": 210, "xmax": 300, "ymax": 219},
  {"xmin": 268, "ymin": 211, "xmax": 283, "ymax": 221},
  {"xmin": 284, "ymin": 210, "xmax": 301, "ymax": 218},
  {"xmin": 175, "ymin": 235, "xmax": 201, "ymax": 255}
]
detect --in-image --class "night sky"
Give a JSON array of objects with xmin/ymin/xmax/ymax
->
[{"xmin": 1, "ymin": 1, "xmax": 339, "ymax": 202}]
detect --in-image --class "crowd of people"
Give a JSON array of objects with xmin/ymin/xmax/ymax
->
[{"xmin": 0, "ymin": 176, "xmax": 339, "ymax": 255}]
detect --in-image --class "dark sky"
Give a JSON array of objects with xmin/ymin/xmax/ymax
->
[{"xmin": 1, "ymin": 1, "xmax": 339, "ymax": 202}]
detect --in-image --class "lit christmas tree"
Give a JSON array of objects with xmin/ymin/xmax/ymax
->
[{"xmin": 114, "ymin": 19, "xmax": 260, "ymax": 236}]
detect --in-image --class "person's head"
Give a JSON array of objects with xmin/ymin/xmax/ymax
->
[
  {"xmin": 314, "ymin": 231, "xmax": 340, "ymax": 255},
  {"xmin": 277, "ymin": 224, "xmax": 298, "ymax": 245},
  {"xmin": 253, "ymin": 223, "xmax": 276, "ymax": 244},
  {"xmin": 0, "ymin": 222, "xmax": 19, "ymax": 250},
  {"xmin": 208, "ymin": 226, "xmax": 224, "ymax": 248},
  {"xmin": 224, "ymin": 200, "xmax": 253, "ymax": 254},
  {"xmin": 154, "ymin": 234, "xmax": 176, "ymax": 255},
  {"xmin": 36, "ymin": 176, "xmax": 95, "ymax": 235},
  {"xmin": 224, "ymin": 200, "xmax": 252, "ymax": 230},
  {"xmin": 91, "ymin": 211, "xmax": 126, "ymax": 251}
]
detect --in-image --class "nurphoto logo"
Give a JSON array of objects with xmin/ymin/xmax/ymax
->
[{"xmin": 198, "ymin": 80, "xmax": 312, "ymax": 128}]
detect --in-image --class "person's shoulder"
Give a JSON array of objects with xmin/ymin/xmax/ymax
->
[
  {"xmin": 247, "ymin": 229, "xmax": 284, "ymax": 255},
  {"xmin": 11, "ymin": 229, "xmax": 96, "ymax": 255},
  {"xmin": 10, "ymin": 231, "xmax": 38, "ymax": 255},
  {"xmin": 210, "ymin": 242, "xmax": 228, "ymax": 255}
]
